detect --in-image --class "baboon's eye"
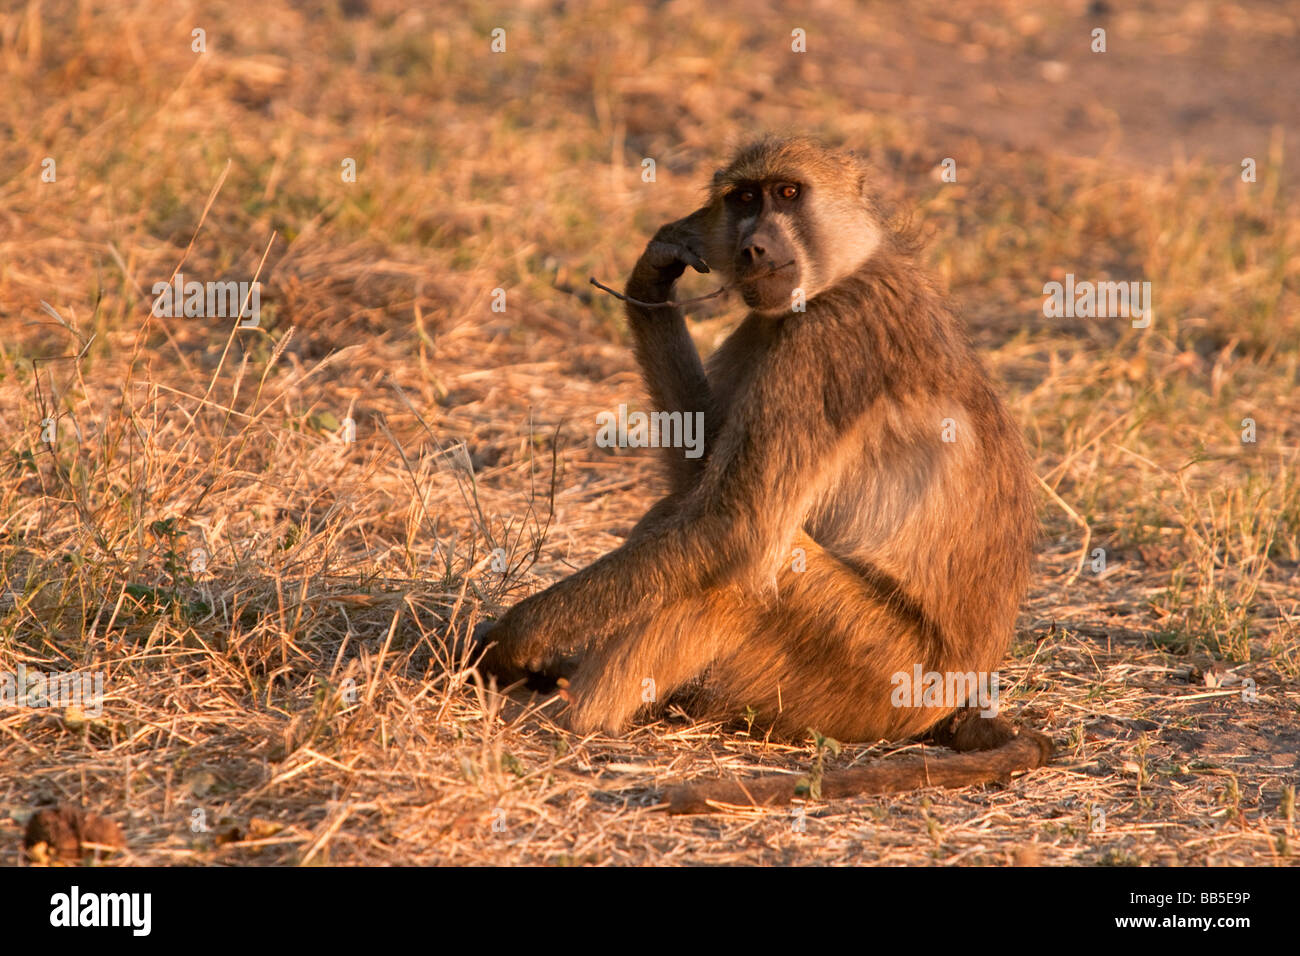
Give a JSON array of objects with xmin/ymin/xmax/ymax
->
[
  {"xmin": 778, "ymin": 184, "xmax": 800, "ymax": 200},
  {"xmin": 737, "ymin": 189, "xmax": 757, "ymax": 204}
]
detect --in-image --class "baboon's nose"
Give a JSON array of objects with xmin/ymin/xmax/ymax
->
[{"xmin": 741, "ymin": 240, "xmax": 767, "ymax": 264}]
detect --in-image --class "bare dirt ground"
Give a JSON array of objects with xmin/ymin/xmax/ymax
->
[{"xmin": 0, "ymin": 0, "xmax": 1296, "ymax": 865}]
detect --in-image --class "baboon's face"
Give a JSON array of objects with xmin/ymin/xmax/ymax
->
[
  {"xmin": 707, "ymin": 151, "xmax": 883, "ymax": 315},
  {"xmin": 716, "ymin": 178, "xmax": 808, "ymax": 314}
]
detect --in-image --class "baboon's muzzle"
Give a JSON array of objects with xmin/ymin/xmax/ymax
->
[{"xmin": 736, "ymin": 224, "xmax": 800, "ymax": 311}]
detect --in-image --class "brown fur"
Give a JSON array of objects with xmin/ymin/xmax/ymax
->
[{"xmin": 477, "ymin": 136, "xmax": 1047, "ymax": 808}]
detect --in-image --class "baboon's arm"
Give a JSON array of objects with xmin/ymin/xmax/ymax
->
[
  {"xmin": 624, "ymin": 301, "xmax": 710, "ymax": 418},
  {"xmin": 623, "ymin": 298, "xmax": 712, "ymax": 494},
  {"xmin": 623, "ymin": 213, "xmax": 717, "ymax": 494}
]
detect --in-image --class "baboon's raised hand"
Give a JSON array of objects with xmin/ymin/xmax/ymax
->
[{"xmin": 628, "ymin": 207, "xmax": 714, "ymax": 298}]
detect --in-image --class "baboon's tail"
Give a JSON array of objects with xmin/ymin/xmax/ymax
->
[{"xmin": 664, "ymin": 728, "xmax": 1052, "ymax": 814}]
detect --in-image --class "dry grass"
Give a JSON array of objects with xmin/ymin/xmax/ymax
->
[{"xmin": 0, "ymin": 0, "xmax": 1296, "ymax": 865}]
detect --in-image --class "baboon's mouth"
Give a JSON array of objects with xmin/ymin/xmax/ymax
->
[{"xmin": 739, "ymin": 260, "xmax": 799, "ymax": 310}]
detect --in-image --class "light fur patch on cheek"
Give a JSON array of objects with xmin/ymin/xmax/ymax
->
[
  {"xmin": 793, "ymin": 243, "xmax": 815, "ymax": 293},
  {"xmin": 805, "ymin": 199, "xmax": 880, "ymax": 292},
  {"xmin": 828, "ymin": 221, "xmax": 880, "ymax": 283}
]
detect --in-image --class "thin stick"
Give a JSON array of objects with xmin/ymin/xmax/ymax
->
[
  {"xmin": 588, "ymin": 260, "xmax": 796, "ymax": 309},
  {"xmin": 588, "ymin": 277, "xmax": 724, "ymax": 309}
]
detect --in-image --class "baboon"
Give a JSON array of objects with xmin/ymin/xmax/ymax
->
[{"xmin": 477, "ymin": 136, "xmax": 1050, "ymax": 811}]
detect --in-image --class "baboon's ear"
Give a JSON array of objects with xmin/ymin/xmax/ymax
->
[
  {"xmin": 712, "ymin": 168, "xmax": 727, "ymax": 184},
  {"xmin": 843, "ymin": 148, "xmax": 869, "ymax": 197}
]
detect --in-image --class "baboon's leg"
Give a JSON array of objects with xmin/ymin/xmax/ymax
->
[
  {"xmin": 563, "ymin": 534, "xmax": 954, "ymax": 740},
  {"xmin": 562, "ymin": 589, "xmax": 749, "ymax": 735},
  {"xmin": 704, "ymin": 545, "xmax": 954, "ymax": 743}
]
